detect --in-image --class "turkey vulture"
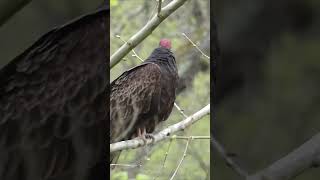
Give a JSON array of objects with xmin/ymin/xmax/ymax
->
[
  {"xmin": 110, "ymin": 39, "xmax": 179, "ymax": 164},
  {"xmin": 0, "ymin": 4, "xmax": 108, "ymax": 180}
]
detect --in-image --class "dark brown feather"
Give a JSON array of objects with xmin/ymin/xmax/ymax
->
[
  {"xmin": 110, "ymin": 46, "xmax": 179, "ymax": 164},
  {"xmin": 0, "ymin": 6, "xmax": 108, "ymax": 180},
  {"xmin": 111, "ymin": 63, "xmax": 162, "ymax": 141}
]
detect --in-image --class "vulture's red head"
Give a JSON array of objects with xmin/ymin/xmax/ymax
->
[{"xmin": 159, "ymin": 39, "xmax": 172, "ymax": 49}]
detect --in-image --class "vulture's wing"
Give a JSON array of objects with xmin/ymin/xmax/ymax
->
[
  {"xmin": 0, "ymin": 7, "xmax": 108, "ymax": 180},
  {"xmin": 110, "ymin": 63, "xmax": 162, "ymax": 164},
  {"xmin": 110, "ymin": 63, "xmax": 162, "ymax": 143}
]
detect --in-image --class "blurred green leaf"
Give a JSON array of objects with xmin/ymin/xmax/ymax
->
[
  {"xmin": 136, "ymin": 173, "xmax": 151, "ymax": 180},
  {"xmin": 110, "ymin": 0, "xmax": 118, "ymax": 7},
  {"xmin": 111, "ymin": 171, "xmax": 128, "ymax": 180}
]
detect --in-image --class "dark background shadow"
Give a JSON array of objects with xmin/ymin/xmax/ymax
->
[
  {"xmin": 0, "ymin": 0, "xmax": 101, "ymax": 68},
  {"xmin": 214, "ymin": 0, "xmax": 320, "ymax": 179}
]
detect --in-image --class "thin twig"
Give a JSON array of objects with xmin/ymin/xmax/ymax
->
[
  {"xmin": 174, "ymin": 102, "xmax": 188, "ymax": 118},
  {"xmin": 154, "ymin": 138, "xmax": 173, "ymax": 180},
  {"xmin": 157, "ymin": 0, "xmax": 162, "ymax": 16},
  {"xmin": 172, "ymin": 135, "xmax": 210, "ymax": 140},
  {"xmin": 110, "ymin": 163, "xmax": 142, "ymax": 168},
  {"xmin": 181, "ymin": 33, "xmax": 210, "ymax": 60},
  {"xmin": 211, "ymin": 137, "xmax": 249, "ymax": 178},
  {"xmin": 115, "ymin": 35, "xmax": 144, "ymax": 62},
  {"xmin": 169, "ymin": 137, "xmax": 191, "ymax": 180},
  {"xmin": 188, "ymin": 143, "xmax": 210, "ymax": 179},
  {"xmin": 148, "ymin": 2, "xmax": 158, "ymax": 22}
]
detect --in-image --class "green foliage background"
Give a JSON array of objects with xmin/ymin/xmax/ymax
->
[{"xmin": 110, "ymin": 0, "xmax": 210, "ymax": 179}]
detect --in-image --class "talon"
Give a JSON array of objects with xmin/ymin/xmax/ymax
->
[
  {"xmin": 137, "ymin": 127, "xmax": 155, "ymax": 145},
  {"xmin": 144, "ymin": 133, "xmax": 155, "ymax": 144}
]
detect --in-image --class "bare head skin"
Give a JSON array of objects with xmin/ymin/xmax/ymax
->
[{"xmin": 159, "ymin": 39, "xmax": 171, "ymax": 49}]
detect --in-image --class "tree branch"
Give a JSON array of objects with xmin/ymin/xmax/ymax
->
[
  {"xmin": 176, "ymin": 35, "xmax": 210, "ymax": 94},
  {"xmin": 181, "ymin": 33, "xmax": 210, "ymax": 60},
  {"xmin": 110, "ymin": 104, "xmax": 210, "ymax": 152},
  {"xmin": 211, "ymin": 137, "xmax": 249, "ymax": 178},
  {"xmin": 0, "ymin": 0, "xmax": 32, "ymax": 27},
  {"xmin": 157, "ymin": 0, "xmax": 162, "ymax": 16},
  {"xmin": 247, "ymin": 133, "xmax": 320, "ymax": 180},
  {"xmin": 110, "ymin": 0, "xmax": 188, "ymax": 68},
  {"xmin": 169, "ymin": 137, "xmax": 191, "ymax": 180}
]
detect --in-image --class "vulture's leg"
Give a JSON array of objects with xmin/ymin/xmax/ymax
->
[
  {"xmin": 135, "ymin": 127, "xmax": 155, "ymax": 145},
  {"xmin": 135, "ymin": 127, "xmax": 147, "ymax": 145},
  {"xmin": 137, "ymin": 128, "xmax": 142, "ymax": 137},
  {"xmin": 141, "ymin": 127, "xmax": 155, "ymax": 143},
  {"xmin": 135, "ymin": 127, "xmax": 146, "ymax": 145}
]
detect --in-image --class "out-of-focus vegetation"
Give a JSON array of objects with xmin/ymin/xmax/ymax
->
[
  {"xmin": 111, "ymin": 0, "xmax": 210, "ymax": 179},
  {"xmin": 215, "ymin": 0, "xmax": 320, "ymax": 179},
  {"xmin": 0, "ymin": 0, "xmax": 101, "ymax": 68}
]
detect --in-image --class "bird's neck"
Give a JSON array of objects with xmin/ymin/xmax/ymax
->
[{"xmin": 145, "ymin": 48, "xmax": 177, "ymax": 72}]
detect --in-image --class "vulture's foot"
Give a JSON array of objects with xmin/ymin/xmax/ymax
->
[
  {"xmin": 143, "ymin": 133, "xmax": 155, "ymax": 143},
  {"xmin": 137, "ymin": 127, "xmax": 155, "ymax": 145}
]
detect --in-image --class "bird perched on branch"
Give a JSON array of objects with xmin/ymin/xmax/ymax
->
[
  {"xmin": 0, "ymin": 5, "xmax": 108, "ymax": 180},
  {"xmin": 110, "ymin": 39, "xmax": 179, "ymax": 164}
]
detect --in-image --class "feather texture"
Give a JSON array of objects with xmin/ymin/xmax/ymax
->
[
  {"xmin": 0, "ymin": 6, "xmax": 108, "ymax": 180},
  {"xmin": 110, "ymin": 45, "xmax": 179, "ymax": 164}
]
